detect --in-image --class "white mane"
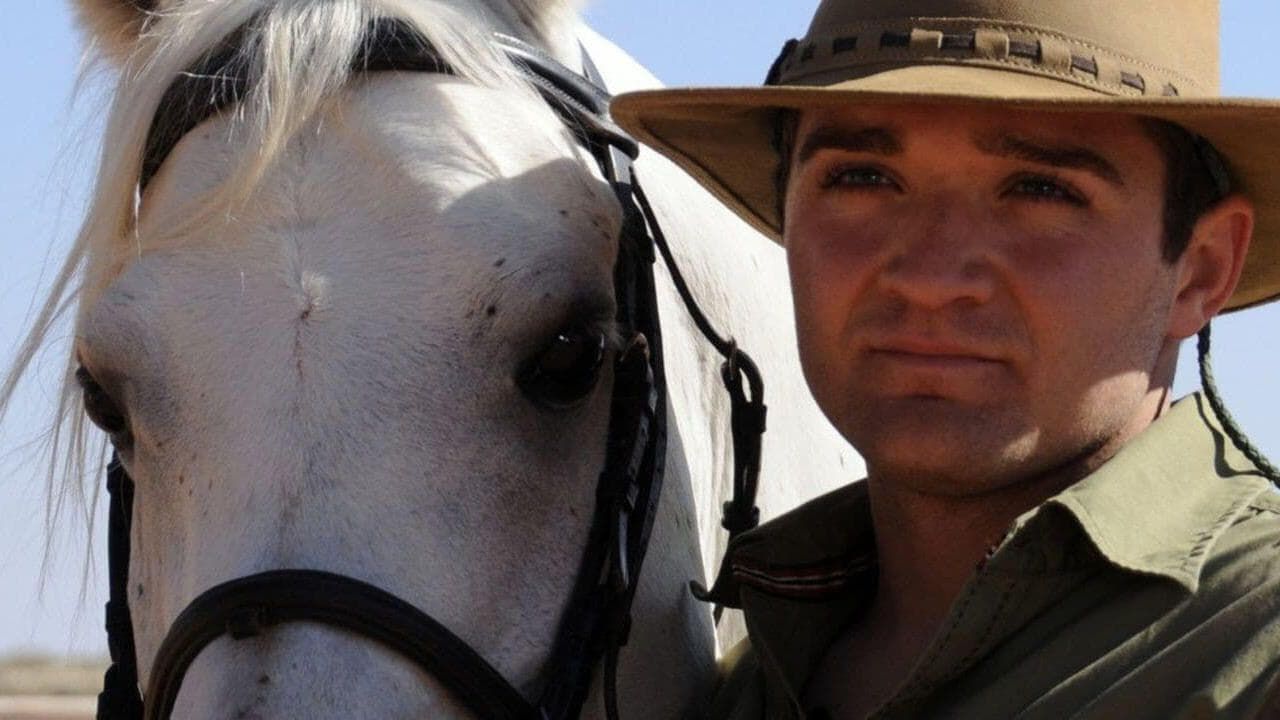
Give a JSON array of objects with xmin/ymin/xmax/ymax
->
[{"xmin": 1, "ymin": 0, "xmax": 579, "ymax": 527}]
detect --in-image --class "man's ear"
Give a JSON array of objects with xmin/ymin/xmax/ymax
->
[
  {"xmin": 74, "ymin": 0, "xmax": 157, "ymax": 64},
  {"xmin": 1167, "ymin": 194, "xmax": 1255, "ymax": 339}
]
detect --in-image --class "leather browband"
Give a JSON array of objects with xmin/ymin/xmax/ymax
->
[{"xmin": 141, "ymin": 21, "xmax": 636, "ymax": 191}]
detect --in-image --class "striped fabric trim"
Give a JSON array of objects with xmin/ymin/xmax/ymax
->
[{"xmin": 731, "ymin": 554, "xmax": 875, "ymax": 599}]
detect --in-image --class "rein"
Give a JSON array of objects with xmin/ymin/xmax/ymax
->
[{"xmin": 96, "ymin": 20, "xmax": 765, "ymax": 720}]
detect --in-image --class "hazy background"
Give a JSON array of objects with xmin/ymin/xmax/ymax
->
[{"xmin": 3, "ymin": 1, "xmax": 1279, "ymax": 658}]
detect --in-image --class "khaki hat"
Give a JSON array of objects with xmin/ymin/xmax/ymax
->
[{"xmin": 612, "ymin": 0, "xmax": 1280, "ymax": 311}]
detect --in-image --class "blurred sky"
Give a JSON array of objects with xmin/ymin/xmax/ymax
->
[{"xmin": 2, "ymin": 1, "xmax": 1279, "ymax": 657}]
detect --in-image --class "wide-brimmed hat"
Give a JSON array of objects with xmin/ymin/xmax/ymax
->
[{"xmin": 612, "ymin": 0, "xmax": 1280, "ymax": 311}]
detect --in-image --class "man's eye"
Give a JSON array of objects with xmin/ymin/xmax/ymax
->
[
  {"xmin": 1008, "ymin": 176, "xmax": 1086, "ymax": 205},
  {"xmin": 821, "ymin": 166, "xmax": 896, "ymax": 190}
]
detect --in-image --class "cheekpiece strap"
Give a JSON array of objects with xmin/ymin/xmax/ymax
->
[{"xmin": 98, "ymin": 456, "xmax": 143, "ymax": 720}]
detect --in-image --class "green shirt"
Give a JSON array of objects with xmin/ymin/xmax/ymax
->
[{"xmin": 704, "ymin": 394, "xmax": 1280, "ymax": 719}]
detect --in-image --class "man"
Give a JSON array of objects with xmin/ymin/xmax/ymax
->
[{"xmin": 613, "ymin": 1, "xmax": 1280, "ymax": 718}]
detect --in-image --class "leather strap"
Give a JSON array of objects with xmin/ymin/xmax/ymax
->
[
  {"xmin": 533, "ymin": 46, "xmax": 665, "ymax": 720},
  {"xmin": 140, "ymin": 21, "xmax": 638, "ymax": 191},
  {"xmin": 629, "ymin": 176, "xmax": 766, "ymax": 542},
  {"xmin": 143, "ymin": 570, "xmax": 533, "ymax": 720},
  {"xmin": 97, "ymin": 458, "xmax": 143, "ymax": 719}
]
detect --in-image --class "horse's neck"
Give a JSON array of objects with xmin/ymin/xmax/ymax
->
[
  {"xmin": 579, "ymin": 23, "xmax": 858, "ymax": 526},
  {"xmin": 576, "ymin": 25, "xmax": 860, "ymax": 647}
]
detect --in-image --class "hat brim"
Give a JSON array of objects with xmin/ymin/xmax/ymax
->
[{"xmin": 612, "ymin": 65, "xmax": 1280, "ymax": 311}]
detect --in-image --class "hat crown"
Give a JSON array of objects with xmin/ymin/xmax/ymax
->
[{"xmin": 800, "ymin": 0, "xmax": 1219, "ymax": 95}]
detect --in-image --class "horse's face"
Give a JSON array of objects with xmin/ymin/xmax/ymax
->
[{"xmin": 77, "ymin": 73, "xmax": 626, "ymax": 716}]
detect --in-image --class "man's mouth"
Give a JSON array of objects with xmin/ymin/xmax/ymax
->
[
  {"xmin": 867, "ymin": 336, "xmax": 1004, "ymax": 364},
  {"xmin": 861, "ymin": 336, "xmax": 1011, "ymax": 397},
  {"xmin": 868, "ymin": 349, "xmax": 1001, "ymax": 373}
]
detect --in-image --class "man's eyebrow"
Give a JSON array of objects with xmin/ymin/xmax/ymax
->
[
  {"xmin": 974, "ymin": 132, "xmax": 1126, "ymax": 187},
  {"xmin": 795, "ymin": 126, "xmax": 903, "ymax": 165}
]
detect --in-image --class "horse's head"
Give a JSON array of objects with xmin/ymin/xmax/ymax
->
[{"xmin": 69, "ymin": 0, "xmax": 690, "ymax": 716}]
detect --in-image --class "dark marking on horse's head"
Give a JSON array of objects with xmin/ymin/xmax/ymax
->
[{"xmin": 486, "ymin": 305, "xmax": 497, "ymax": 317}]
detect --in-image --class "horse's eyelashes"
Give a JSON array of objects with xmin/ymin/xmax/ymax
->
[
  {"xmin": 75, "ymin": 365, "xmax": 132, "ymax": 442},
  {"xmin": 517, "ymin": 327, "xmax": 607, "ymax": 410}
]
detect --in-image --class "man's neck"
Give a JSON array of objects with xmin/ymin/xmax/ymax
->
[
  {"xmin": 862, "ymin": 387, "xmax": 1175, "ymax": 655},
  {"xmin": 863, "ymin": 469, "xmax": 1075, "ymax": 641}
]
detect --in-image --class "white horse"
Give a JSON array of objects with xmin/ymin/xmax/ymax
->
[{"xmin": 3, "ymin": 0, "xmax": 856, "ymax": 716}]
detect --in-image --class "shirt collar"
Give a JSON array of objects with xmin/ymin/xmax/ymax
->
[
  {"xmin": 1037, "ymin": 392, "xmax": 1271, "ymax": 592},
  {"xmin": 707, "ymin": 392, "xmax": 1273, "ymax": 714},
  {"xmin": 698, "ymin": 481, "xmax": 875, "ymax": 608},
  {"xmin": 700, "ymin": 481, "xmax": 877, "ymax": 714},
  {"xmin": 709, "ymin": 393, "xmax": 1270, "ymax": 601}
]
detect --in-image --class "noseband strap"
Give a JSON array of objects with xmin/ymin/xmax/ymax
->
[
  {"xmin": 99, "ymin": 18, "xmax": 764, "ymax": 720},
  {"xmin": 145, "ymin": 570, "xmax": 532, "ymax": 720}
]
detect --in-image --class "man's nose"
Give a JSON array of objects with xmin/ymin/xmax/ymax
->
[{"xmin": 875, "ymin": 197, "xmax": 996, "ymax": 309}]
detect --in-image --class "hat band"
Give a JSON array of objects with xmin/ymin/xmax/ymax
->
[{"xmin": 774, "ymin": 19, "xmax": 1209, "ymax": 98}]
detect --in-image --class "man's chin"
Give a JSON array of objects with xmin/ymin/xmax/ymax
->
[
  {"xmin": 843, "ymin": 400, "xmax": 1038, "ymax": 496},
  {"xmin": 865, "ymin": 461, "xmax": 1018, "ymax": 499}
]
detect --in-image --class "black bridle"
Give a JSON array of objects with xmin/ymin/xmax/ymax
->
[{"xmin": 96, "ymin": 19, "xmax": 766, "ymax": 720}]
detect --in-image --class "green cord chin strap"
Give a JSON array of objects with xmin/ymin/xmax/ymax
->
[
  {"xmin": 1188, "ymin": 134, "xmax": 1278, "ymax": 485},
  {"xmin": 1197, "ymin": 322, "xmax": 1280, "ymax": 484}
]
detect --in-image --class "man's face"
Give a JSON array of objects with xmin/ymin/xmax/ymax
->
[{"xmin": 785, "ymin": 104, "xmax": 1186, "ymax": 495}]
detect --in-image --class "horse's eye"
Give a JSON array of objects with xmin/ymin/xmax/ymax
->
[
  {"xmin": 518, "ymin": 328, "xmax": 607, "ymax": 409},
  {"xmin": 75, "ymin": 366, "xmax": 131, "ymax": 442}
]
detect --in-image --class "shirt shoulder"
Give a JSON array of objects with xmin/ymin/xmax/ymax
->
[
  {"xmin": 919, "ymin": 482, "xmax": 1280, "ymax": 719},
  {"xmin": 1127, "ymin": 486, "xmax": 1280, "ymax": 717},
  {"xmin": 1245, "ymin": 489, "xmax": 1280, "ymax": 516},
  {"xmin": 1202, "ymin": 487, "xmax": 1280, "ymax": 589}
]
